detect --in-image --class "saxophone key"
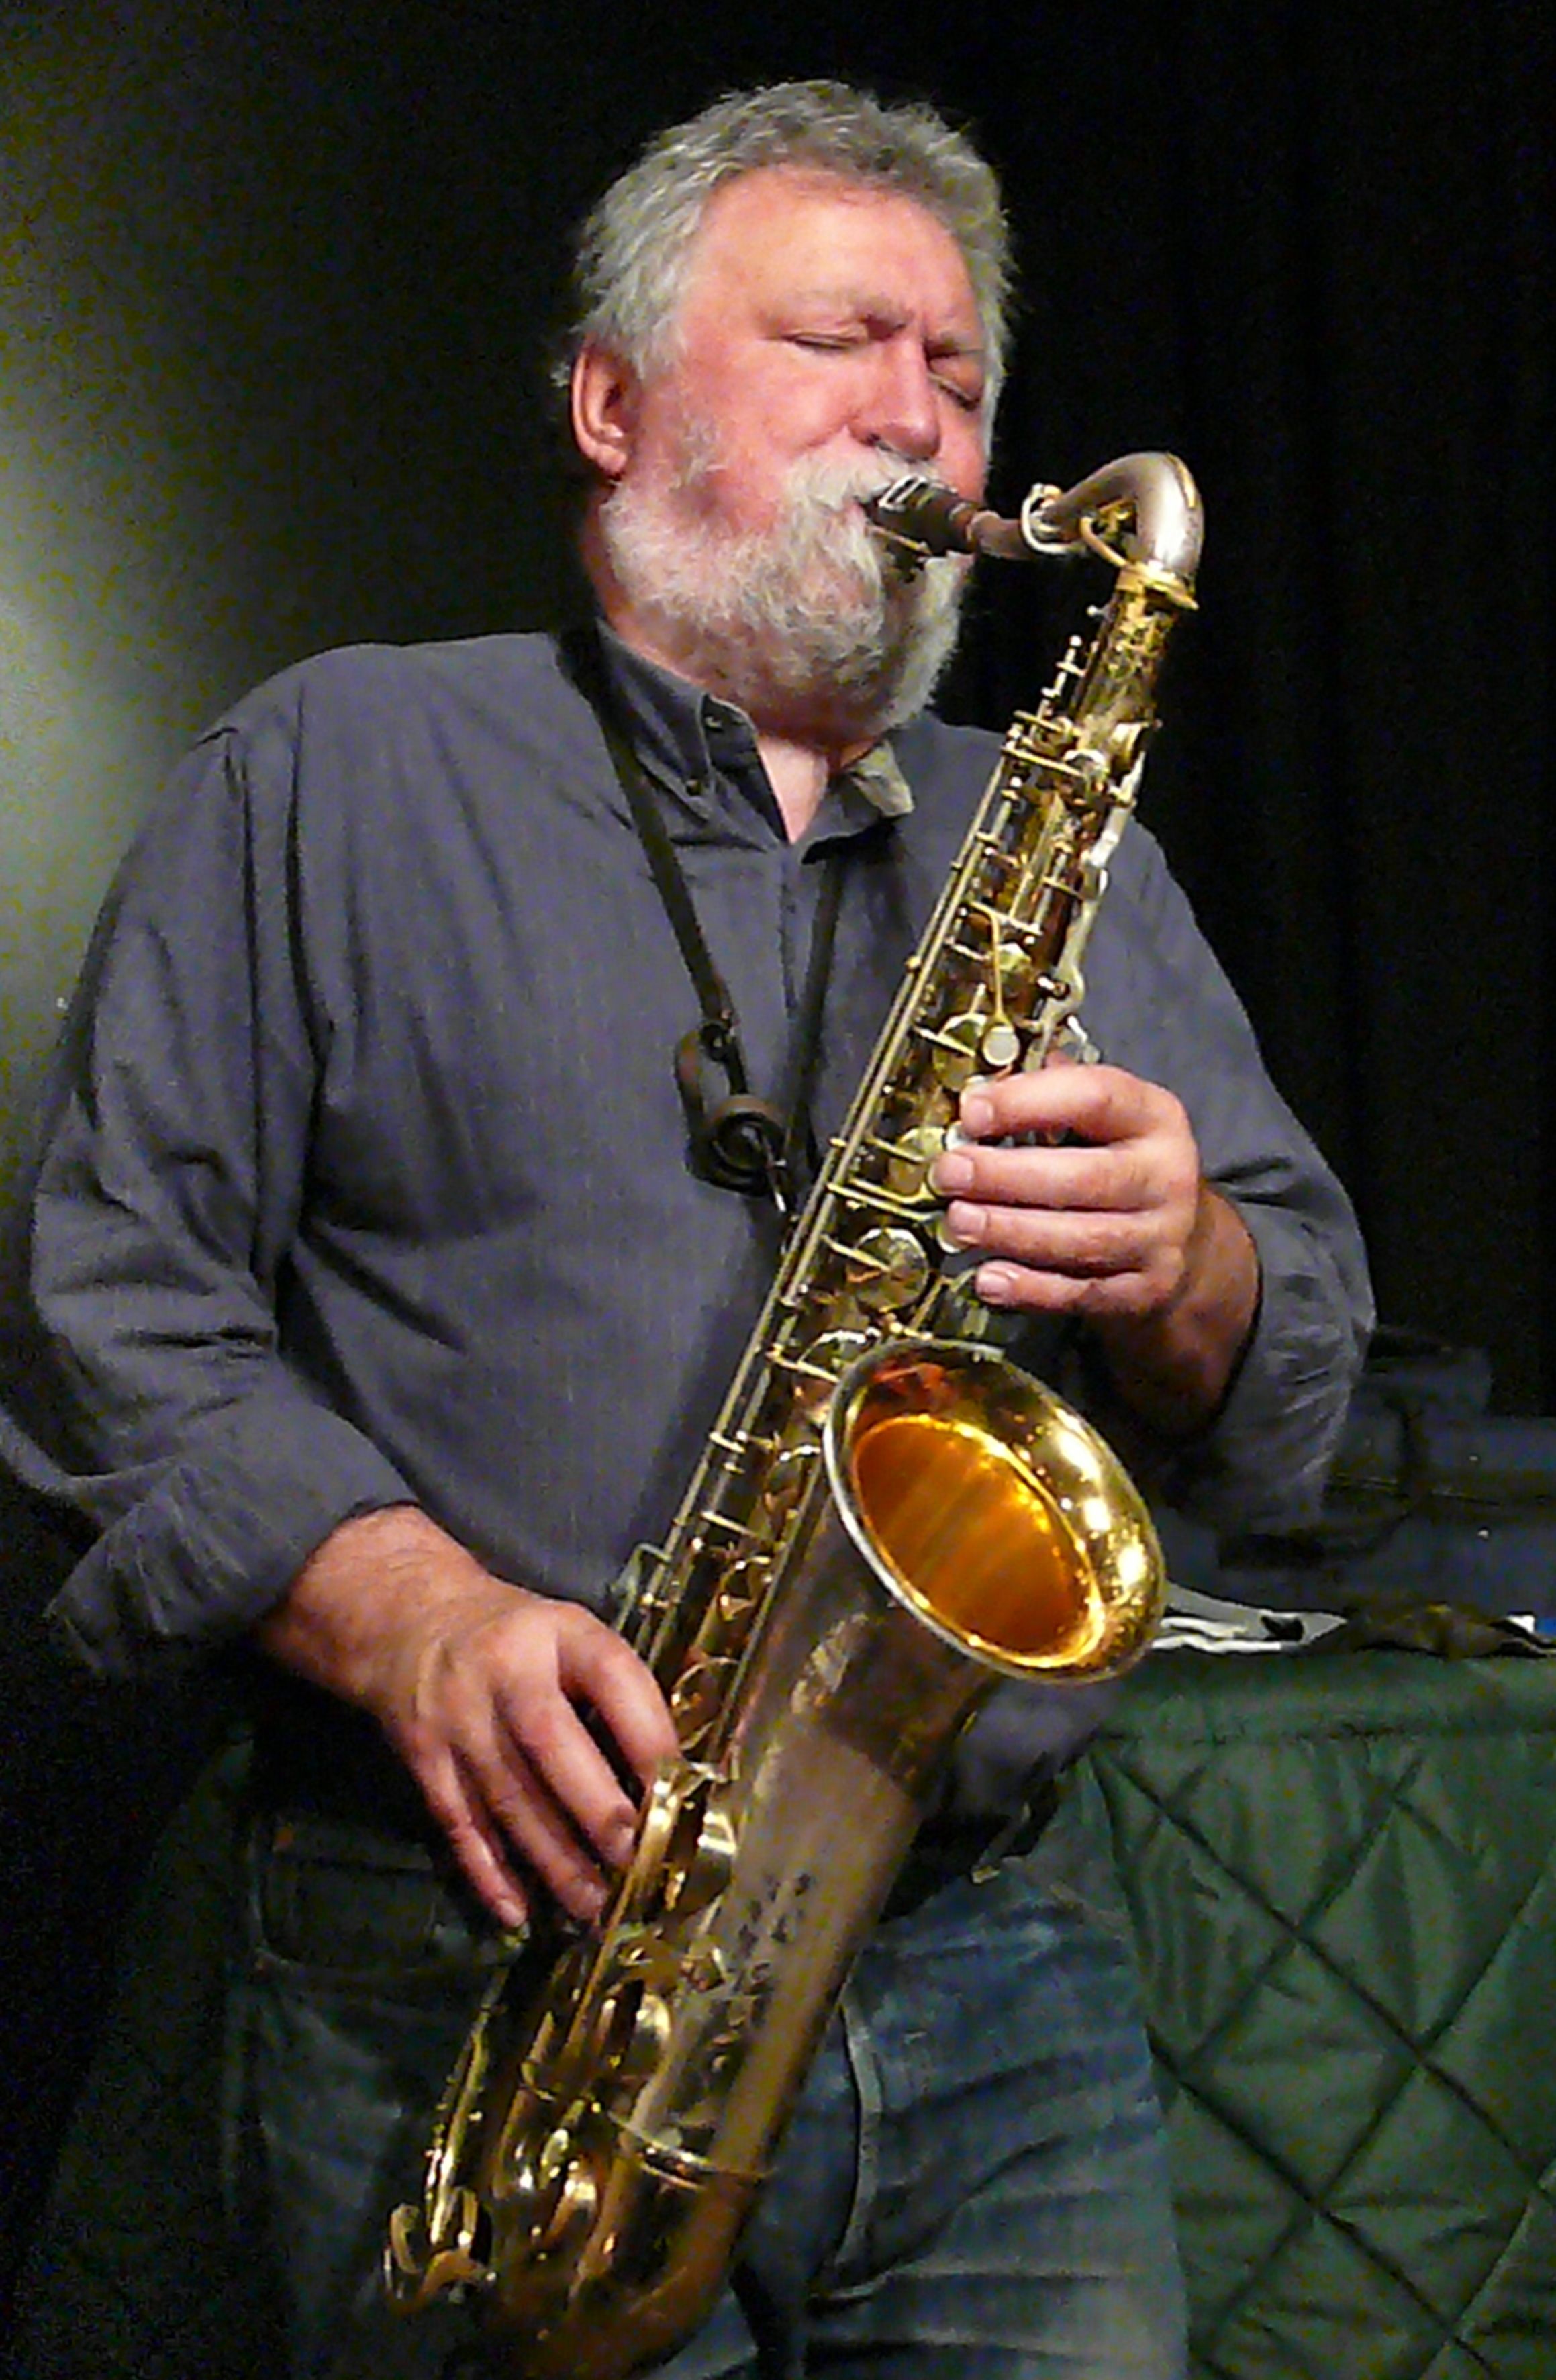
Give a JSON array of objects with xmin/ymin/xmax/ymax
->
[
  {"xmin": 669, "ymin": 1653, "xmax": 738, "ymax": 1727},
  {"xmin": 767, "ymin": 1328, "xmax": 871, "ymax": 1421},
  {"xmin": 842, "ymin": 1225, "xmax": 931, "ymax": 1315},
  {"xmin": 714, "ymin": 1555, "xmax": 764, "ymax": 1608},
  {"xmin": 946, "ymin": 932, "xmax": 1036, "ymax": 1009},
  {"xmin": 662, "ymin": 1778, "xmax": 738, "ymax": 1918},
  {"xmin": 758, "ymin": 1435, "xmax": 820, "ymax": 1521},
  {"xmin": 883, "ymin": 1120, "xmax": 949, "ymax": 1200},
  {"xmin": 918, "ymin": 1012, "xmax": 987, "ymax": 1088},
  {"xmin": 591, "ymin": 1977, "xmax": 673, "ymax": 2085},
  {"xmin": 495, "ymin": 2123, "xmax": 600, "ymax": 2263}
]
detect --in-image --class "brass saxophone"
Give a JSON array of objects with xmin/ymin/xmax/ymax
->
[{"xmin": 386, "ymin": 452, "xmax": 1204, "ymax": 2377}]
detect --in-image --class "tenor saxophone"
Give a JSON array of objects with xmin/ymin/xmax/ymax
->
[{"xmin": 386, "ymin": 452, "xmax": 1204, "ymax": 2376}]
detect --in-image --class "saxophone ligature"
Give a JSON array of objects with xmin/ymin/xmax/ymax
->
[{"xmin": 386, "ymin": 453, "xmax": 1203, "ymax": 2377}]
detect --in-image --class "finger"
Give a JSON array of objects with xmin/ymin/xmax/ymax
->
[
  {"xmin": 410, "ymin": 1740, "xmax": 533, "ymax": 1931},
  {"xmin": 455, "ymin": 1788, "xmax": 537, "ymax": 1929},
  {"xmin": 959, "ymin": 1064, "xmax": 1165, "ymax": 1146},
  {"xmin": 392, "ymin": 1633, "xmax": 637, "ymax": 1926},
  {"xmin": 556, "ymin": 1615, "xmax": 681, "ymax": 1789},
  {"xmin": 438, "ymin": 1672, "xmax": 630, "ymax": 1927},
  {"xmin": 487, "ymin": 1611, "xmax": 677, "ymax": 1876},
  {"xmin": 936, "ymin": 1137, "xmax": 1157, "ymax": 1215},
  {"xmin": 968, "ymin": 1259, "xmax": 1166, "ymax": 1318},
  {"xmin": 491, "ymin": 1678, "xmax": 642, "ymax": 1871},
  {"xmin": 944, "ymin": 1198, "xmax": 1159, "ymax": 1279},
  {"xmin": 463, "ymin": 1730, "xmax": 620, "ymax": 1926}
]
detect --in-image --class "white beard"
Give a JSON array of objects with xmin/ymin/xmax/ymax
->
[{"xmin": 598, "ymin": 430, "xmax": 969, "ymax": 741}]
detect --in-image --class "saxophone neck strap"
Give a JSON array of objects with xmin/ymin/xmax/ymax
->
[{"xmin": 564, "ymin": 623, "xmax": 844, "ymax": 1215}]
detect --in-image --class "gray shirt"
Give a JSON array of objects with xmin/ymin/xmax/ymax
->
[{"xmin": 0, "ymin": 626, "xmax": 1372, "ymax": 1811}]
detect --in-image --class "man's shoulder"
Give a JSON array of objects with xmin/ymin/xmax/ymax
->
[
  {"xmin": 167, "ymin": 628, "xmax": 616, "ymax": 853},
  {"xmin": 211, "ymin": 628, "xmax": 578, "ymax": 741},
  {"xmin": 183, "ymin": 629, "xmax": 624, "ymax": 827},
  {"xmin": 893, "ymin": 705, "xmax": 1179, "ymax": 920},
  {"xmin": 891, "ymin": 707, "xmax": 1002, "ymax": 786}
]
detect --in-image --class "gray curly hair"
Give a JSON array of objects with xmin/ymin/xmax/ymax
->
[{"xmin": 556, "ymin": 79, "xmax": 1013, "ymax": 426}]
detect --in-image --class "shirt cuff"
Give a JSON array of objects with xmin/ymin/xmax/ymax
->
[
  {"xmin": 46, "ymin": 1394, "xmax": 414, "ymax": 1678},
  {"xmin": 1157, "ymin": 1198, "xmax": 1371, "ymax": 1533}
]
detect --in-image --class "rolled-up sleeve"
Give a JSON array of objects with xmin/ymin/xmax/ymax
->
[
  {"xmin": 1158, "ymin": 1178, "xmax": 1372, "ymax": 1531},
  {"xmin": 1077, "ymin": 822, "xmax": 1374, "ymax": 1531},
  {"xmin": 0, "ymin": 701, "xmax": 413, "ymax": 1675}
]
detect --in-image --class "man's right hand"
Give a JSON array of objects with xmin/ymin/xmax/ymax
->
[{"xmin": 256, "ymin": 1505, "xmax": 680, "ymax": 1930}]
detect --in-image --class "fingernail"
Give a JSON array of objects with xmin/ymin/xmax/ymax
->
[
  {"xmin": 961, "ymin": 1092, "xmax": 995, "ymax": 1137},
  {"xmin": 932, "ymin": 1149, "xmax": 975, "ymax": 1192},
  {"xmin": 975, "ymin": 1264, "xmax": 1018, "ymax": 1306},
  {"xmin": 944, "ymin": 1202, "xmax": 985, "ymax": 1247}
]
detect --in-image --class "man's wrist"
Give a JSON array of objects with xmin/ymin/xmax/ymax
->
[
  {"xmin": 1091, "ymin": 1185, "xmax": 1261, "ymax": 1441},
  {"xmin": 256, "ymin": 1503, "xmax": 490, "ymax": 1705}
]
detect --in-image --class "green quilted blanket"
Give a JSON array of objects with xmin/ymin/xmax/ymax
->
[{"xmin": 1079, "ymin": 1648, "xmax": 1556, "ymax": 2380}]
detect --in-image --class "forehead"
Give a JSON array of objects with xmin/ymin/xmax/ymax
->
[{"xmin": 676, "ymin": 166, "xmax": 981, "ymax": 338}]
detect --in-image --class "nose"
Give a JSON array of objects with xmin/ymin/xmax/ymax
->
[{"xmin": 855, "ymin": 337, "xmax": 942, "ymax": 463}]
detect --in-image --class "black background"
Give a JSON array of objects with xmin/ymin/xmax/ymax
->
[{"xmin": 1, "ymin": 0, "xmax": 1551, "ymax": 2317}]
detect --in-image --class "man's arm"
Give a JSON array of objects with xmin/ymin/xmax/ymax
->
[
  {"xmin": 0, "ymin": 712, "xmax": 422, "ymax": 1671},
  {"xmin": 0, "ymin": 681, "xmax": 679, "ymax": 1932}
]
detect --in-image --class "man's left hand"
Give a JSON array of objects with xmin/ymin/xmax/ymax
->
[{"xmin": 931, "ymin": 1063, "xmax": 1260, "ymax": 1434}]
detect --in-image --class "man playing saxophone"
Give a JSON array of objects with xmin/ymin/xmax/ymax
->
[{"xmin": 0, "ymin": 79, "xmax": 1370, "ymax": 2380}]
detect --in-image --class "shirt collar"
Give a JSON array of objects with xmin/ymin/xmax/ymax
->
[
  {"xmin": 593, "ymin": 621, "xmax": 916, "ymax": 827},
  {"xmin": 841, "ymin": 740, "xmax": 914, "ymax": 819}
]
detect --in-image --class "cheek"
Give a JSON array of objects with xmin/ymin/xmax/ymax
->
[
  {"xmin": 738, "ymin": 347, "xmax": 881, "ymax": 448},
  {"xmin": 942, "ymin": 418, "xmax": 990, "ymax": 502},
  {"xmin": 668, "ymin": 375, "xmax": 820, "ymax": 493},
  {"xmin": 701, "ymin": 414, "xmax": 850, "ymax": 528}
]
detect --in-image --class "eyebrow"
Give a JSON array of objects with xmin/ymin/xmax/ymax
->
[{"xmin": 777, "ymin": 287, "xmax": 986, "ymax": 359}]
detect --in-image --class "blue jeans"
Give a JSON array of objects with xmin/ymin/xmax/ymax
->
[{"xmin": 225, "ymin": 1789, "xmax": 1186, "ymax": 2379}]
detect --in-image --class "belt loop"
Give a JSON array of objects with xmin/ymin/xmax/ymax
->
[{"xmin": 969, "ymin": 1772, "xmax": 1063, "ymax": 1885}]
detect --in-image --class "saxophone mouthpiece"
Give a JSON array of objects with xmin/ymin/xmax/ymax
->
[{"xmin": 865, "ymin": 478, "xmax": 1035, "ymax": 569}]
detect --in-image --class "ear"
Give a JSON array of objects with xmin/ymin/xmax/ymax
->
[{"xmin": 571, "ymin": 342, "xmax": 641, "ymax": 482}]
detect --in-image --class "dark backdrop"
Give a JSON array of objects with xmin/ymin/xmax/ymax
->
[{"xmin": 1, "ymin": 0, "xmax": 1551, "ymax": 2318}]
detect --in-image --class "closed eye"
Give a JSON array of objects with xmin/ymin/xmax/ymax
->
[
  {"xmin": 789, "ymin": 336, "xmax": 981, "ymax": 401},
  {"xmin": 934, "ymin": 373, "xmax": 985, "ymax": 414}
]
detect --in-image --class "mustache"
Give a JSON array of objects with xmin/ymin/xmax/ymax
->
[
  {"xmin": 779, "ymin": 450, "xmax": 932, "ymax": 518},
  {"xmin": 671, "ymin": 428, "xmax": 931, "ymax": 521}
]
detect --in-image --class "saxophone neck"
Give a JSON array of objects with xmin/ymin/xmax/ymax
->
[
  {"xmin": 1027, "ymin": 452, "xmax": 1203, "ymax": 595},
  {"xmin": 867, "ymin": 453, "xmax": 1202, "ymax": 603}
]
